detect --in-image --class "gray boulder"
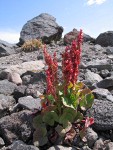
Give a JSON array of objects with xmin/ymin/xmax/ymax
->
[
  {"xmin": 0, "ymin": 40, "xmax": 16, "ymax": 57},
  {"xmin": 87, "ymin": 99, "xmax": 113, "ymax": 130},
  {"xmin": 95, "ymin": 31, "xmax": 113, "ymax": 47},
  {"xmin": 0, "ymin": 110, "xmax": 33, "ymax": 144},
  {"xmin": 19, "ymin": 13, "xmax": 63, "ymax": 45}
]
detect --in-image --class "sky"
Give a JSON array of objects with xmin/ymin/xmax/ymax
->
[{"xmin": 0, "ymin": 0, "xmax": 113, "ymax": 43}]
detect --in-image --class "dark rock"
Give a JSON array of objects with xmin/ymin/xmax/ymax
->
[
  {"xmin": 0, "ymin": 80, "xmax": 17, "ymax": 95},
  {"xmin": 18, "ymin": 96, "xmax": 41, "ymax": 111},
  {"xmin": 106, "ymin": 47, "xmax": 113, "ymax": 55},
  {"xmin": 8, "ymin": 140, "xmax": 39, "ymax": 150},
  {"xmin": 13, "ymin": 85, "xmax": 27, "ymax": 100},
  {"xmin": 100, "ymin": 69, "xmax": 110, "ymax": 78},
  {"xmin": 0, "ymin": 94, "xmax": 16, "ymax": 118},
  {"xmin": 87, "ymin": 99, "xmax": 113, "ymax": 130},
  {"xmin": 86, "ymin": 59, "xmax": 112, "ymax": 71},
  {"xmin": 19, "ymin": 13, "xmax": 63, "ymax": 45},
  {"xmin": 85, "ymin": 128, "xmax": 98, "ymax": 148},
  {"xmin": 0, "ymin": 110, "xmax": 33, "ymax": 144},
  {"xmin": 64, "ymin": 28, "xmax": 94, "ymax": 45},
  {"xmin": 95, "ymin": 31, "xmax": 113, "ymax": 47},
  {"xmin": 0, "ymin": 40, "xmax": 16, "ymax": 57},
  {"xmin": 93, "ymin": 77, "xmax": 113, "ymax": 89}
]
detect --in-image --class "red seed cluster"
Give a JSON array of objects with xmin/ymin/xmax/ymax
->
[{"xmin": 62, "ymin": 29, "xmax": 83, "ymax": 86}]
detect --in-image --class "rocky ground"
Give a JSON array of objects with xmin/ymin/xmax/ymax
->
[{"xmin": 0, "ymin": 38, "xmax": 113, "ymax": 150}]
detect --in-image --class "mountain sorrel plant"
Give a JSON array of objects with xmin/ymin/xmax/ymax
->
[{"xmin": 33, "ymin": 30, "xmax": 94, "ymax": 147}]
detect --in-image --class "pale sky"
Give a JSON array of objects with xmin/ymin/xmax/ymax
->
[{"xmin": 0, "ymin": 0, "xmax": 112, "ymax": 43}]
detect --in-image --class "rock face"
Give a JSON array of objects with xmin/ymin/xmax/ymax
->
[
  {"xmin": 19, "ymin": 13, "xmax": 63, "ymax": 45},
  {"xmin": 95, "ymin": 31, "xmax": 113, "ymax": 47}
]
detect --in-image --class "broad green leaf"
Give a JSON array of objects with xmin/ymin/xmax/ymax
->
[
  {"xmin": 74, "ymin": 111, "xmax": 83, "ymax": 122},
  {"xmin": 61, "ymin": 97, "xmax": 75, "ymax": 109},
  {"xmin": 55, "ymin": 125, "xmax": 66, "ymax": 137},
  {"xmin": 47, "ymin": 94, "xmax": 55, "ymax": 104},
  {"xmin": 85, "ymin": 93, "xmax": 94, "ymax": 108},
  {"xmin": 33, "ymin": 115, "xmax": 43, "ymax": 128},
  {"xmin": 59, "ymin": 90, "xmax": 63, "ymax": 96},
  {"xmin": 68, "ymin": 82, "xmax": 73, "ymax": 89},
  {"xmin": 43, "ymin": 111, "xmax": 59, "ymax": 126}
]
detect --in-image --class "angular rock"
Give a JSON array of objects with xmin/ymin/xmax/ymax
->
[
  {"xmin": 106, "ymin": 47, "xmax": 113, "ymax": 55},
  {"xmin": 64, "ymin": 28, "xmax": 94, "ymax": 45},
  {"xmin": 19, "ymin": 13, "xmax": 63, "ymax": 44},
  {"xmin": 0, "ymin": 40, "xmax": 16, "ymax": 57},
  {"xmin": 86, "ymin": 59, "xmax": 112, "ymax": 71},
  {"xmin": 85, "ymin": 70, "xmax": 103, "ymax": 86},
  {"xmin": 100, "ymin": 69, "xmax": 110, "ymax": 78},
  {"xmin": 105, "ymin": 142, "xmax": 113, "ymax": 150},
  {"xmin": 0, "ymin": 80, "xmax": 17, "ymax": 95},
  {"xmin": 8, "ymin": 140, "xmax": 39, "ymax": 150},
  {"xmin": 93, "ymin": 138, "xmax": 104, "ymax": 150},
  {"xmin": 95, "ymin": 31, "xmax": 113, "ymax": 47},
  {"xmin": 85, "ymin": 128, "xmax": 98, "ymax": 148},
  {"xmin": 3, "ymin": 60, "xmax": 44, "ymax": 76},
  {"xmin": 94, "ymin": 76, "xmax": 113, "ymax": 89},
  {"xmin": 13, "ymin": 85, "xmax": 27, "ymax": 100},
  {"xmin": 86, "ymin": 99, "xmax": 113, "ymax": 130},
  {"xmin": 0, "ymin": 110, "xmax": 33, "ymax": 144},
  {"xmin": 18, "ymin": 96, "xmax": 41, "ymax": 111},
  {"xmin": 0, "ymin": 94, "xmax": 16, "ymax": 118},
  {"xmin": 8, "ymin": 72, "xmax": 22, "ymax": 85}
]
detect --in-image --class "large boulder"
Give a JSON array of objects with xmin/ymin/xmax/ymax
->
[
  {"xmin": 19, "ymin": 13, "xmax": 63, "ymax": 45},
  {"xmin": 95, "ymin": 31, "xmax": 113, "ymax": 47},
  {"xmin": 64, "ymin": 28, "xmax": 94, "ymax": 45}
]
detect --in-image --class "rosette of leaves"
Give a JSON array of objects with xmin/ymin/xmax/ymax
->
[{"xmin": 33, "ymin": 81, "xmax": 94, "ymax": 147}]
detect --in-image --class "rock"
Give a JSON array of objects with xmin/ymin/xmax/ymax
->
[
  {"xmin": 25, "ymin": 83, "xmax": 46, "ymax": 97},
  {"xmin": 94, "ymin": 76, "xmax": 113, "ymax": 89},
  {"xmin": 86, "ymin": 99, "xmax": 113, "ymax": 130},
  {"xmin": 13, "ymin": 85, "xmax": 27, "ymax": 100},
  {"xmin": 8, "ymin": 140, "xmax": 39, "ymax": 150},
  {"xmin": 0, "ymin": 137, "xmax": 5, "ymax": 147},
  {"xmin": 85, "ymin": 127, "xmax": 98, "ymax": 148},
  {"xmin": 92, "ymin": 88, "xmax": 113, "ymax": 102},
  {"xmin": 106, "ymin": 47, "xmax": 113, "ymax": 54},
  {"xmin": 64, "ymin": 28, "xmax": 94, "ymax": 45},
  {"xmin": 93, "ymin": 44, "xmax": 103, "ymax": 51},
  {"xmin": 0, "ymin": 40, "xmax": 16, "ymax": 57},
  {"xmin": 0, "ymin": 94, "xmax": 16, "ymax": 118},
  {"xmin": 85, "ymin": 70, "xmax": 103, "ymax": 86},
  {"xmin": 100, "ymin": 69, "xmax": 110, "ymax": 78},
  {"xmin": 3, "ymin": 60, "xmax": 44, "ymax": 76},
  {"xmin": 0, "ymin": 110, "xmax": 33, "ymax": 144},
  {"xmin": 48, "ymin": 145, "xmax": 77, "ymax": 150},
  {"xmin": 18, "ymin": 96, "xmax": 41, "ymax": 111},
  {"xmin": 95, "ymin": 31, "xmax": 113, "ymax": 47},
  {"xmin": 105, "ymin": 142, "xmax": 113, "ymax": 150},
  {"xmin": 19, "ymin": 13, "xmax": 63, "ymax": 45},
  {"xmin": 93, "ymin": 138, "xmax": 104, "ymax": 150},
  {"xmin": 86, "ymin": 59, "xmax": 112, "ymax": 71},
  {"xmin": 0, "ymin": 80, "xmax": 17, "ymax": 95},
  {"xmin": 81, "ymin": 146, "xmax": 92, "ymax": 150},
  {"xmin": 8, "ymin": 72, "xmax": 22, "ymax": 85}
]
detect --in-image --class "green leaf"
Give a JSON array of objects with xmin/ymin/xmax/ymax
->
[
  {"xmin": 33, "ymin": 115, "xmax": 43, "ymax": 128},
  {"xmin": 59, "ymin": 90, "xmax": 63, "ymax": 96},
  {"xmin": 85, "ymin": 93, "xmax": 94, "ymax": 108},
  {"xmin": 61, "ymin": 97, "xmax": 75, "ymax": 109},
  {"xmin": 43, "ymin": 111, "xmax": 59, "ymax": 126},
  {"xmin": 47, "ymin": 94, "xmax": 55, "ymax": 104},
  {"xmin": 74, "ymin": 111, "xmax": 83, "ymax": 122},
  {"xmin": 55, "ymin": 125, "xmax": 66, "ymax": 137}
]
